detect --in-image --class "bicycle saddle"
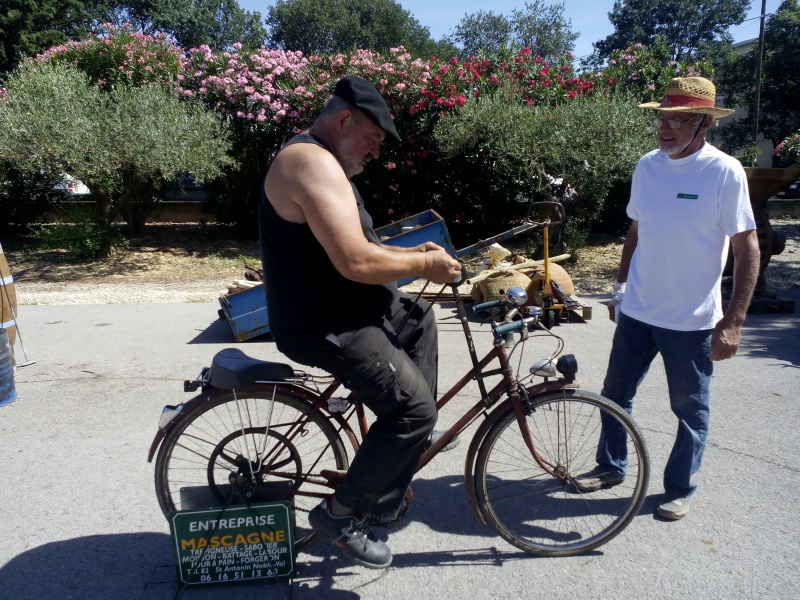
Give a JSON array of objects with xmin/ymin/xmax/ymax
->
[{"xmin": 209, "ymin": 347, "xmax": 295, "ymax": 389}]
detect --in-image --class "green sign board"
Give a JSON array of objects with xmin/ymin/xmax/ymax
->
[{"xmin": 169, "ymin": 502, "xmax": 296, "ymax": 585}]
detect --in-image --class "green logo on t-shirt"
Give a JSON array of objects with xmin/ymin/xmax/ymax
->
[{"xmin": 677, "ymin": 193, "xmax": 699, "ymax": 199}]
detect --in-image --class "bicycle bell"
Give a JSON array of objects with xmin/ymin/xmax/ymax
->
[{"xmin": 505, "ymin": 287, "xmax": 528, "ymax": 306}]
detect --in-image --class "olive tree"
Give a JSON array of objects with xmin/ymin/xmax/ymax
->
[
  {"xmin": 450, "ymin": 1, "xmax": 577, "ymax": 61},
  {"xmin": 0, "ymin": 61, "xmax": 233, "ymax": 256},
  {"xmin": 433, "ymin": 91, "xmax": 654, "ymax": 244}
]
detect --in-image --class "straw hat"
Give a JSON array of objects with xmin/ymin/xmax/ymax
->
[{"xmin": 638, "ymin": 77, "xmax": 734, "ymax": 117}]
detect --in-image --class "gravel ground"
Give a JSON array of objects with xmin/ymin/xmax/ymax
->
[{"xmin": 8, "ymin": 220, "xmax": 799, "ymax": 305}]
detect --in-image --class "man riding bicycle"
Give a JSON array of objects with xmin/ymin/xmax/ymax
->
[{"xmin": 259, "ymin": 76, "xmax": 461, "ymax": 569}]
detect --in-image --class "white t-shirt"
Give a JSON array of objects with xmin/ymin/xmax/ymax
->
[{"xmin": 620, "ymin": 143, "xmax": 755, "ymax": 331}]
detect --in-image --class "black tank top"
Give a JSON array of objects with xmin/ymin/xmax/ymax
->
[{"xmin": 259, "ymin": 133, "xmax": 396, "ymax": 348}]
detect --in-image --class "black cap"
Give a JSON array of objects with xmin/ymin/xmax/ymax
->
[{"xmin": 333, "ymin": 76, "xmax": 401, "ymax": 143}]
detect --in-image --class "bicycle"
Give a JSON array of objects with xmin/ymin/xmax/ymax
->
[{"xmin": 149, "ymin": 277, "xmax": 650, "ymax": 557}]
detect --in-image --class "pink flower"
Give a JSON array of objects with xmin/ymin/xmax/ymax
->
[{"xmin": 387, "ymin": 162, "xmax": 397, "ymax": 170}]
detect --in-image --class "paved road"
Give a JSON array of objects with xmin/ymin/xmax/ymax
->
[{"xmin": 1, "ymin": 291, "xmax": 798, "ymax": 599}]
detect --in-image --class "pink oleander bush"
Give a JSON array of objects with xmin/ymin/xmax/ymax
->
[
  {"xmin": 175, "ymin": 44, "xmax": 597, "ymax": 233},
  {"xmin": 36, "ymin": 24, "xmax": 185, "ymax": 91},
  {"xmin": 590, "ymin": 39, "xmax": 714, "ymax": 103},
  {"xmin": 775, "ymin": 132, "xmax": 800, "ymax": 167},
  {"xmin": 26, "ymin": 25, "xmax": 712, "ymax": 239}
]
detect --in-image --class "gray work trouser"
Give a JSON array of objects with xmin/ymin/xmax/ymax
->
[{"xmin": 277, "ymin": 292, "xmax": 438, "ymax": 516}]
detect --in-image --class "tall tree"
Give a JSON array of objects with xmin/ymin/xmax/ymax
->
[
  {"xmin": 153, "ymin": 0, "xmax": 266, "ymax": 50},
  {"xmin": 86, "ymin": 0, "xmax": 266, "ymax": 50},
  {"xmin": 450, "ymin": 10, "xmax": 512, "ymax": 57},
  {"xmin": 451, "ymin": 1, "xmax": 577, "ymax": 61},
  {"xmin": 265, "ymin": 0, "xmax": 452, "ymax": 57},
  {"xmin": 716, "ymin": 0, "xmax": 800, "ymax": 159},
  {"xmin": 0, "ymin": 0, "xmax": 90, "ymax": 73},
  {"xmin": 509, "ymin": 1, "xmax": 578, "ymax": 60},
  {"xmin": 593, "ymin": 0, "xmax": 751, "ymax": 61}
]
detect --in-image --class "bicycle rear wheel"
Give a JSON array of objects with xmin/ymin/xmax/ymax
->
[
  {"xmin": 474, "ymin": 389, "xmax": 649, "ymax": 556},
  {"xmin": 154, "ymin": 386, "xmax": 349, "ymax": 551}
]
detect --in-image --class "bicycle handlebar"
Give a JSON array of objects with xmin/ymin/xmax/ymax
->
[
  {"xmin": 493, "ymin": 320, "xmax": 524, "ymax": 336},
  {"xmin": 472, "ymin": 299, "xmax": 501, "ymax": 314},
  {"xmin": 493, "ymin": 316, "xmax": 537, "ymax": 336},
  {"xmin": 447, "ymin": 264, "xmax": 469, "ymax": 288}
]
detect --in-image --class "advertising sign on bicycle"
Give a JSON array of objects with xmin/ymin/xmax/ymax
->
[{"xmin": 169, "ymin": 502, "xmax": 296, "ymax": 585}]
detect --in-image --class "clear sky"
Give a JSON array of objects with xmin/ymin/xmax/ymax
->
[{"xmin": 236, "ymin": 0, "xmax": 783, "ymax": 59}]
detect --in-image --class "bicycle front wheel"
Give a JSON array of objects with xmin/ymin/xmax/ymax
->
[
  {"xmin": 154, "ymin": 386, "xmax": 349, "ymax": 551},
  {"xmin": 474, "ymin": 389, "xmax": 649, "ymax": 556}
]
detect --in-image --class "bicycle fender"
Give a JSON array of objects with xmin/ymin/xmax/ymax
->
[
  {"xmin": 146, "ymin": 383, "xmax": 336, "ymax": 463},
  {"xmin": 463, "ymin": 380, "xmax": 581, "ymax": 524},
  {"xmin": 463, "ymin": 397, "xmax": 515, "ymax": 526}
]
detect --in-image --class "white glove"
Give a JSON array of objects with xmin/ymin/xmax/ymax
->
[{"xmin": 608, "ymin": 282, "xmax": 625, "ymax": 323}]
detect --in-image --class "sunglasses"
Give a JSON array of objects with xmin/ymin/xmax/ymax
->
[{"xmin": 653, "ymin": 116, "xmax": 701, "ymax": 130}]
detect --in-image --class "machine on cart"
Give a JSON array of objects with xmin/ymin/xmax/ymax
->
[{"xmin": 218, "ymin": 204, "xmax": 588, "ymax": 341}]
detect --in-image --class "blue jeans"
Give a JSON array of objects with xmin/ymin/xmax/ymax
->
[{"xmin": 599, "ymin": 312, "xmax": 713, "ymax": 500}]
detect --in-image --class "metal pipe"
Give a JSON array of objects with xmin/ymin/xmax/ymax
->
[{"xmin": 752, "ymin": 0, "xmax": 767, "ymax": 153}]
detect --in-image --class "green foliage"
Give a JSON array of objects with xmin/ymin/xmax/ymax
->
[
  {"xmin": 593, "ymin": 0, "xmax": 750, "ymax": 62},
  {"xmin": 589, "ymin": 38, "xmax": 714, "ymax": 103},
  {"xmin": 715, "ymin": 0, "xmax": 800, "ymax": 160},
  {"xmin": 265, "ymin": 0, "xmax": 446, "ymax": 57},
  {"xmin": 0, "ymin": 61, "xmax": 233, "ymax": 255},
  {"xmin": 0, "ymin": 161, "xmax": 61, "ymax": 235},
  {"xmin": 0, "ymin": 0, "xmax": 90, "ymax": 73},
  {"xmin": 451, "ymin": 1, "xmax": 577, "ymax": 62},
  {"xmin": 509, "ymin": 1, "xmax": 578, "ymax": 62},
  {"xmin": 150, "ymin": 0, "xmax": 267, "ymax": 51},
  {"xmin": 433, "ymin": 92, "xmax": 654, "ymax": 246},
  {"xmin": 32, "ymin": 220, "xmax": 104, "ymax": 259},
  {"xmin": 451, "ymin": 11, "xmax": 514, "ymax": 58},
  {"xmin": 83, "ymin": 0, "xmax": 266, "ymax": 51}
]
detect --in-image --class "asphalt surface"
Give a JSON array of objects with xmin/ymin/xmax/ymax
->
[{"xmin": 1, "ymin": 290, "xmax": 798, "ymax": 600}]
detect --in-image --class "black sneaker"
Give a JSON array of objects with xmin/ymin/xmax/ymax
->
[
  {"xmin": 308, "ymin": 500, "xmax": 392, "ymax": 569},
  {"xmin": 424, "ymin": 430, "xmax": 460, "ymax": 452},
  {"xmin": 571, "ymin": 467, "xmax": 625, "ymax": 493}
]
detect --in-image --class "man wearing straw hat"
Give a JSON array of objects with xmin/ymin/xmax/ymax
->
[
  {"xmin": 573, "ymin": 77, "xmax": 760, "ymax": 520},
  {"xmin": 260, "ymin": 76, "xmax": 461, "ymax": 568}
]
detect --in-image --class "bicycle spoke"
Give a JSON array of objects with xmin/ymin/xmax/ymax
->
[
  {"xmin": 474, "ymin": 390, "xmax": 649, "ymax": 556},
  {"xmin": 155, "ymin": 389, "xmax": 349, "ymax": 553}
]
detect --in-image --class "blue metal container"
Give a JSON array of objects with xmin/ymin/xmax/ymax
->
[
  {"xmin": 0, "ymin": 328, "xmax": 16, "ymax": 407},
  {"xmin": 375, "ymin": 210, "xmax": 457, "ymax": 285},
  {"xmin": 218, "ymin": 285, "xmax": 270, "ymax": 342}
]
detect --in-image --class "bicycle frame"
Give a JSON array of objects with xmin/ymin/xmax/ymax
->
[
  {"xmin": 274, "ymin": 281, "xmax": 583, "ymax": 523},
  {"xmin": 152, "ymin": 273, "xmax": 650, "ymax": 557},
  {"xmin": 149, "ymin": 275, "xmax": 583, "ymax": 523}
]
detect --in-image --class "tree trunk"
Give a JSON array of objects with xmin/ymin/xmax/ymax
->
[{"xmin": 91, "ymin": 190, "xmax": 115, "ymax": 259}]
